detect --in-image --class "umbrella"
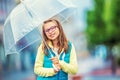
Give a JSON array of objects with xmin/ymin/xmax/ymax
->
[{"xmin": 3, "ymin": 0, "xmax": 76, "ymax": 56}]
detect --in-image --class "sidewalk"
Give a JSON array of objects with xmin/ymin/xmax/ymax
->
[
  {"xmin": 70, "ymin": 67, "xmax": 120, "ymax": 80},
  {"xmin": 1, "ymin": 57, "xmax": 120, "ymax": 80},
  {"xmin": 1, "ymin": 67, "xmax": 120, "ymax": 80},
  {"xmin": 1, "ymin": 71, "xmax": 36, "ymax": 80},
  {"xmin": 70, "ymin": 57, "xmax": 120, "ymax": 80}
]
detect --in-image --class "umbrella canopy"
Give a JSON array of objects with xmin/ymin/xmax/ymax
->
[{"xmin": 3, "ymin": 0, "xmax": 76, "ymax": 56}]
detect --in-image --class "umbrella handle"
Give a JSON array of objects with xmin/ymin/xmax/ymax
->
[{"xmin": 48, "ymin": 49, "xmax": 54, "ymax": 58}]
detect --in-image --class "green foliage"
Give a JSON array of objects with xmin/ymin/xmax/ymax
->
[{"xmin": 86, "ymin": 0, "xmax": 120, "ymax": 46}]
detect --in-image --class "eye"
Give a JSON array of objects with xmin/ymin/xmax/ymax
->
[{"xmin": 44, "ymin": 26, "xmax": 57, "ymax": 33}]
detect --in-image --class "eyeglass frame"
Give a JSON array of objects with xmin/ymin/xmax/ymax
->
[{"xmin": 44, "ymin": 26, "xmax": 58, "ymax": 33}]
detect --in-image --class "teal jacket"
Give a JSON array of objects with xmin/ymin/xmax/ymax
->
[{"xmin": 34, "ymin": 41, "xmax": 78, "ymax": 80}]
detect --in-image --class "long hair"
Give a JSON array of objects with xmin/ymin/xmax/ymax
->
[{"xmin": 42, "ymin": 19, "xmax": 68, "ymax": 55}]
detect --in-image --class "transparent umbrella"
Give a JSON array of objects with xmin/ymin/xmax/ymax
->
[{"xmin": 3, "ymin": 0, "xmax": 76, "ymax": 56}]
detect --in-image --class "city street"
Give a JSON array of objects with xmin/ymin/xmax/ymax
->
[
  {"xmin": 1, "ymin": 58, "xmax": 120, "ymax": 80},
  {"xmin": 0, "ymin": 0, "xmax": 120, "ymax": 80}
]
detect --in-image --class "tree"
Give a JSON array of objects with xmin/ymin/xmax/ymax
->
[
  {"xmin": 86, "ymin": 0, "xmax": 120, "ymax": 46},
  {"xmin": 86, "ymin": 0, "xmax": 120, "ymax": 74}
]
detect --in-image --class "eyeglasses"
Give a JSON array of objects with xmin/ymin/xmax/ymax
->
[{"xmin": 44, "ymin": 26, "xmax": 57, "ymax": 33}]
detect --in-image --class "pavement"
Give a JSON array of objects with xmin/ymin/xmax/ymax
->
[
  {"xmin": 1, "ymin": 70, "xmax": 36, "ymax": 80},
  {"xmin": 1, "ymin": 67, "xmax": 120, "ymax": 80},
  {"xmin": 1, "ymin": 57, "xmax": 120, "ymax": 80}
]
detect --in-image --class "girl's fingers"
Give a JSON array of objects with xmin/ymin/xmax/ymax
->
[
  {"xmin": 50, "ymin": 57, "xmax": 57, "ymax": 60},
  {"xmin": 55, "ymin": 64, "xmax": 61, "ymax": 70},
  {"xmin": 50, "ymin": 57, "xmax": 59, "ymax": 64},
  {"xmin": 53, "ymin": 61, "xmax": 59, "ymax": 64},
  {"xmin": 50, "ymin": 57, "xmax": 60, "ymax": 66}
]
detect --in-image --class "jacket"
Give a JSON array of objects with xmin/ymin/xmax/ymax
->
[{"xmin": 34, "ymin": 41, "xmax": 78, "ymax": 80}]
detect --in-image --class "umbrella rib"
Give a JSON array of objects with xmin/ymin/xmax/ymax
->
[
  {"xmin": 18, "ymin": 38, "xmax": 41, "ymax": 52},
  {"xmin": 21, "ymin": 1, "xmax": 54, "ymax": 58}
]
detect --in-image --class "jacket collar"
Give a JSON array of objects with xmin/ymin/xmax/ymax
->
[{"xmin": 46, "ymin": 40, "xmax": 64, "ymax": 53}]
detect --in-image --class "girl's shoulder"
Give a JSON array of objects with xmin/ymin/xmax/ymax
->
[
  {"xmin": 68, "ymin": 41, "xmax": 75, "ymax": 49},
  {"xmin": 38, "ymin": 42, "xmax": 44, "ymax": 50},
  {"xmin": 68, "ymin": 41, "xmax": 73, "ymax": 46},
  {"xmin": 67, "ymin": 41, "xmax": 73, "ymax": 51}
]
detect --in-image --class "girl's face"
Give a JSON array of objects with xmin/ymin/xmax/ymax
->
[{"xmin": 44, "ymin": 21, "xmax": 60, "ymax": 41}]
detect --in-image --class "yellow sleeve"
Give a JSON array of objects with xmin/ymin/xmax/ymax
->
[
  {"xmin": 34, "ymin": 44, "xmax": 56, "ymax": 77},
  {"xmin": 59, "ymin": 43, "xmax": 78, "ymax": 75}
]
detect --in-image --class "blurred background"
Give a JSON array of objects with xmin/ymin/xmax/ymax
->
[{"xmin": 0, "ymin": 0, "xmax": 120, "ymax": 80}]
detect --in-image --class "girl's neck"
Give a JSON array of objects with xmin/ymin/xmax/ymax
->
[{"xmin": 52, "ymin": 39, "xmax": 58, "ymax": 48}]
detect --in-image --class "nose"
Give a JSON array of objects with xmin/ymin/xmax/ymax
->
[{"xmin": 48, "ymin": 29, "xmax": 53, "ymax": 33}]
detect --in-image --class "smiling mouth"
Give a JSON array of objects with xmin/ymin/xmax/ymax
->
[{"xmin": 49, "ymin": 33, "xmax": 55, "ymax": 37}]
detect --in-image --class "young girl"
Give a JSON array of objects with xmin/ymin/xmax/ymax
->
[{"xmin": 34, "ymin": 19, "xmax": 78, "ymax": 80}]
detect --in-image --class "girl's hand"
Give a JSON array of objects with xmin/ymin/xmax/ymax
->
[
  {"xmin": 50, "ymin": 57, "xmax": 61, "ymax": 72},
  {"xmin": 50, "ymin": 57, "xmax": 59, "ymax": 64},
  {"xmin": 53, "ymin": 63, "xmax": 61, "ymax": 73}
]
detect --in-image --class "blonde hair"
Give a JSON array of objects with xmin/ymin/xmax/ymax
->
[{"xmin": 42, "ymin": 19, "xmax": 68, "ymax": 55}]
